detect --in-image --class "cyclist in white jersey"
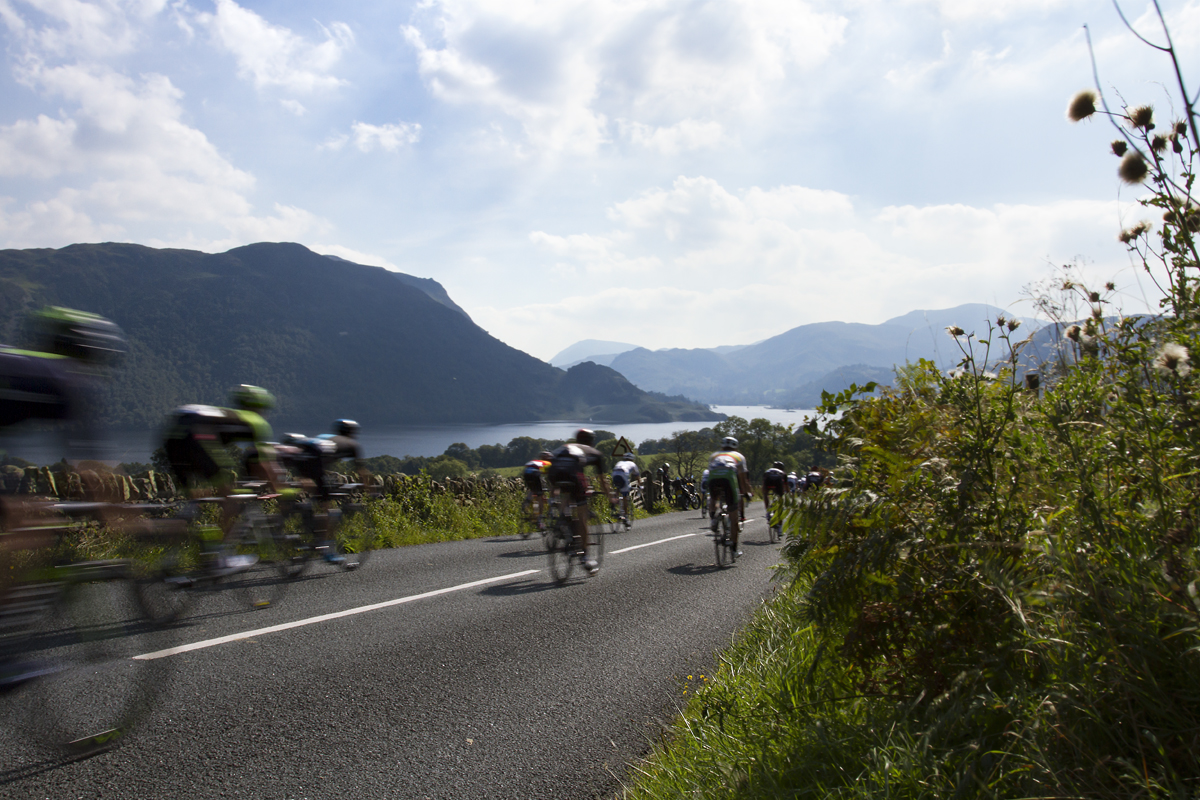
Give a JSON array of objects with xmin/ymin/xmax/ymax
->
[
  {"xmin": 611, "ymin": 453, "xmax": 640, "ymax": 529},
  {"xmin": 706, "ymin": 437, "xmax": 753, "ymax": 554}
]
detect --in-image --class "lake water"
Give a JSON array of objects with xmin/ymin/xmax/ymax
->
[{"xmin": 1, "ymin": 405, "xmax": 818, "ymax": 466}]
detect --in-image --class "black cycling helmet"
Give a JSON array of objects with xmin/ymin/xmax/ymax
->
[
  {"xmin": 575, "ymin": 428, "xmax": 595, "ymax": 446},
  {"xmin": 230, "ymin": 384, "xmax": 275, "ymax": 412},
  {"xmin": 35, "ymin": 306, "xmax": 126, "ymax": 365},
  {"xmin": 334, "ymin": 419, "xmax": 360, "ymax": 438},
  {"xmin": 538, "ymin": 450, "xmax": 553, "ymax": 460},
  {"xmin": 773, "ymin": 461, "xmax": 785, "ymax": 470}
]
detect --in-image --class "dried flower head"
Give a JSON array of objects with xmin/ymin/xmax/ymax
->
[
  {"xmin": 1118, "ymin": 152, "xmax": 1148, "ymax": 183},
  {"xmin": 1129, "ymin": 105, "xmax": 1155, "ymax": 129},
  {"xmin": 996, "ymin": 315, "xmax": 1007, "ymax": 327},
  {"xmin": 1068, "ymin": 90, "xmax": 1098, "ymax": 122},
  {"xmin": 1007, "ymin": 318, "xmax": 1021, "ymax": 332},
  {"xmin": 1176, "ymin": 120, "xmax": 1189, "ymax": 137},
  {"xmin": 1088, "ymin": 291, "xmax": 1100, "ymax": 303},
  {"xmin": 1064, "ymin": 324, "xmax": 1082, "ymax": 343},
  {"xmin": 1153, "ymin": 342, "xmax": 1192, "ymax": 377},
  {"xmin": 1172, "ymin": 134, "xmax": 1184, "ymax": 154},
  {"xmin": 1111, "ymin": 140, "xmax": 1128, "ymax": 157},
  {"xmin": 945, "ymin": 325, "xmax": 965, "ymax": 337},
  {"xmin": 1105, "ymin": 281, "xmax": 1116, "ymax": 291},
  {"xmin": 1062, "ymin": 280, "xmax": 1075, "ymax": 291},
  {"xmin": 1152, "ymin": 134, "xmax": 1168, "ymax": 153}
]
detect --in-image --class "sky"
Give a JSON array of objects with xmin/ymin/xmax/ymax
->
[{"xmin": 0, "ymin": 0, "xmax": 1195, "ymax": 361}]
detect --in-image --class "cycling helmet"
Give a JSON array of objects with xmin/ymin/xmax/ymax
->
[
  {"xmin": 333, "ymin": 419, "xmax": 360, "ymax": 438},
  {"xmin": 722, "ymin": 436, "xmax": 738, "ymax": 450},
  {"xmin": 538, "ymin": 450, "xmax": 553, "ymax": 460},
  {"xmin": 624, "ymin": 452, "xmax": 636, "ymax": 460},
  {"xmin": 575, "ymin": 428, "xmax": 595, "ymax": 446},
  {"xmin": 773, "ymin": 461, "xmax": 785, "ymax": 470},
  {"xmin": 230, "ymin": 384, "xmax": 275, "ymax": 411},
  {"xmin": 35, "ymin": 306, "xmax": 126, "ymax": 365}
]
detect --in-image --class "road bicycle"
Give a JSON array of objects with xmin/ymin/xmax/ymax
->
[
  {"xmin": 1, "ymin": 499, "xmax": 176, "ymax": 758},
  {"xmin": 267, "ymin": 486, "xmax": 378, "ymax": 578},
  {"xmin": 132, "ymin": 494, "xmax": 300, "ymax": 625},
  {"xmin": 545, "ymin": 488, "xmax": 605, "ymax": 583},
  {"xmin": 711, "ymin": 493, "xmax": 738, "ymax": 568}
]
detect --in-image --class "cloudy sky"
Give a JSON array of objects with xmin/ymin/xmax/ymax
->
[{"xmin": 0, "ymin": 0, "xmax": 1193, "ymax": 360}]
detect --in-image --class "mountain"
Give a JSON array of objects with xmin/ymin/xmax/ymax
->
[
  {"xmin": 607, "ymin": 304, "xmax": 1045, "ymax": 405},
  {"xmin": 0, "ymin": 242, "xmax": 720, "ymax": 428},
  {"xmin": 323, "ymin": 254, "xmax": 470, "ymax": 320},
  {"xmin": 549, "ymin": 339, "xmax": 640, "ymax": 368}
]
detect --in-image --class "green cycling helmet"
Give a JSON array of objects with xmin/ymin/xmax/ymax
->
[{"xmin": 230, "ymin": 384, "xmax": 275, "ymax": 411}]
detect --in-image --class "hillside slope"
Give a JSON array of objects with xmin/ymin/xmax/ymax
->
[{"xmin": 0, "ymin": 242, "xmax": 719, "ymax": 428}]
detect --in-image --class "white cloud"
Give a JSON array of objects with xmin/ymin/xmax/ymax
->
[
  {"xmin": 196, "ymin": 0, "xmax": 353, "ymax": 94},
  {"xmin": 484, "ymin": 174, "xmax": 1135, "ymax": 358},
  {"xmin": 0, "ymin": 0, "xmax": 165, "ymax": 62},
  {"xmin": 280, "ymin": 98, "xmax": 306, "ymax": 115},
  {"xmin": 350, "ymin": 121, "xmax": 421, "ymax": 152},
  {"xmin": 402, "ymin": 0, "xmax": 847, "ymax": 153},
  {"xmin": 307, "ymin": 243, "xmax": 400, "ymax": 271}
]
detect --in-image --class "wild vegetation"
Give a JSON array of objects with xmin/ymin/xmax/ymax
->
[{"xmin": 623, "ymin": 8, "xmax": 1200, "ymax": 799}]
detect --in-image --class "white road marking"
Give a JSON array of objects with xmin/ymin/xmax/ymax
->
[
  {"xmin": 133, "ymin": 568, "xmax": 541, "ymax": 660},
  {"xmin": 609, "ymin": 532, "xmax": 697, "ymax": 554}
]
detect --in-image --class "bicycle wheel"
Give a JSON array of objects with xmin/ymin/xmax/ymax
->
[
  {"xmin": 337, "ymin": 502, "xmax": 377, "ymax": 570},
  {"xmin": 547, "ymin": 520, "xmax": 574, "ymax": 584},
  {"xmin": 714, "ymin": 511, "xmax": 730, "ymax": 568},
  {"xmin": 1, "ymin": 564, "xmax": 176, "ymax": 758},
  {"xmin": 224, "ymin": 513, "xmax": 294, "ymax": 611},
  {"xmin": 131, "ymin": 521, "xmax": 195, "ymax": 625},
  {"xmin": 519, "ymin": 494, "xmax": 535, "ymax": 539}
]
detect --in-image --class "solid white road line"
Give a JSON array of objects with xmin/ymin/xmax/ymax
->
[
  {"xmin": 609, "ymin": 532, "xmax": 697, "ymax": 554},
  {"xmin": 133, "ymin": 568, "xmax": 541, "ymax": 661}
]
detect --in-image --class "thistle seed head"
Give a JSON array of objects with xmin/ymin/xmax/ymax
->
[
  {"xmin": 1105, "ymin": 281, "xmax": 1116, "ymax": 291},
  {"xmin": 1154, "ymin": 342, "xmax": 1192, "ymax": 377},
  {"xmin": 1152, "ymin": 134, "xmax": 1168, "ymax": 153},
  {"xmin": 1129, "ymin": 105, "xmax": 1154, "ymax": 129},
  {"xmin": 1111, "ymin": 140, "xmax": 1128, "ymax": 156},
  {"xmin": 1068, "ymin": 90, "xmax": 1098, "ymax": 122},
  {"xmin": 945, "ymin": 325, "xmax": 965, "ymax": 338},
  {"xmin": 1176, "ymin": 121, "xmax": 1188, "ymax": 137},
  {"xmin": 1118, "ymin": 151, "xmax": 1148, "ymax": 183},
  {"xmin": 1007, "ymin": 318, "xmax": 1021, "ymax": 332}
]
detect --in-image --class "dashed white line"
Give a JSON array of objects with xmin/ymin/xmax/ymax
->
[
  {"xmin": 133, "ymin": 568, "xmax": 541, "ymax": 661},
  {"xmin": 609, "ymin": 532, "xmax": 697, "ymax": 554}
]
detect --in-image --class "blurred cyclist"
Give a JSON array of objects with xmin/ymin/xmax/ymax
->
[
  {"xmin": 275, "ymin": 419, "xmax": 367, "ymax": 564},
  {"xmin": 707, "ymin": 437, "xmax": 752, "ymax": 555},
  {"xmin": 521, "ymin": 450, "xmax": 553, "ymax": 532},
  {"xmin": 546, "ymin": 428, "xmax": 613, "ymax": 576},
  {"xmin": 0, "ymin": 306, "xmax": 124, "ymax": 458},
  {"xmin": 763, "ymin": 460, "xmax": 787, "ymax": 527},
  {"xmin": 162, "ymin": 384, "xmax": 286, "ymax": 570},
  {"xmin": 611, "ymin": 451, "xmax": 640, "ymax": 529}
]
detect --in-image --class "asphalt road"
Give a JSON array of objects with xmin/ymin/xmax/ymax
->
[{"xmin": 1, "ymin": 508, "xmax": 784, "ymax": 799}]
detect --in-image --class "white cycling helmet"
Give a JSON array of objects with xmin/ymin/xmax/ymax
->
[{"xmin": 721, "ymin": 436, "xmax": 738, "ymax": 450}]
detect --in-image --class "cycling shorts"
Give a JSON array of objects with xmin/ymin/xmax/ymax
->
[
  {"xmin": 523, "ymin": 470, "xmax": 545, "ymax": 495},
  {"xmin": 709, "ymin": 476, "xmax": 740, "ymax": 515},
  {"xmin": 612, "ymin": 472, "xmax": 629, "ymax": 493}
]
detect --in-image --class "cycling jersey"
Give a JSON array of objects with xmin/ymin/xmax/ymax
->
[
  {"xmin": 763, "ymin": 468, "xmax": 787, "ymax": 496},
  {"xmin": 164, "ymin": 404, "xmax": 274, "ymax": 490},
  {"xmin": 522, "ymin": 458, "xmax": 550, "ymax": 494},
  {"xmin": 708, "ymin": 449, "xmax": 749, "ymax": 515},
  {"xmin": 277, "ymin": 433, "xmax": 362, "ymax": 501},
  {"xmin": 786, "ymin": 472, "xmax": 799, "ymax": 492},
  {"xmin": 611, "ymin": 459, "xmax": 639, "ymax": 494},
  {"xmin": 547, "ymin": 442, "xmax": 605, "ymax": 502}
]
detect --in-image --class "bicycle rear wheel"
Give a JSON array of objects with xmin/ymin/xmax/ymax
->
[
  {"xmin": 714, "ymin": 511, "xmax": 730, "ymax": 568},
  {"xmin": 337, "ymin": 502, "xmax": 377, "ymax": 570},
  {"xmin": 1, "ymin": 564, "xmax": 176, "ymax": 758},
  {"xmin": 225, "ymin": 513, "xmax": 295, "ymax": 611},
  {"xmin": 547, "ymin": 520, "xmax": 574, "ymax": 584}
]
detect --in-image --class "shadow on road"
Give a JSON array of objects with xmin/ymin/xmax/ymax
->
[
  {"xmin": 477, "ymin": 577, "xmax": 558, "ymax": 597},
  {"xmin": 667, "ymin": 563, "xmax": 723, "ymax": 577}
]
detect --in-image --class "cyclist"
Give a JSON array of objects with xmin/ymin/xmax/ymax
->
[
  {"xmin": 162, "ymin": 384, "xmax": 287, "ymax": 571},
  {"xmin": 1, "ymin": 307, "xmax": 124, "ymax": 528},
  {"xmin": 804, "ymin": 465, "xmax": 825, "ymax": 491},
  {"xmin": 0, "ymin": 306, "xmax": 124, "ymax": 455},
  {"xmin": 763, "ymin": 460, "xmax": 787, "ymax": 528},
  {"xmin": 707, "ymin": 436, "xmax": 752, "ymax": 555},
  {"xmin": 786, "ymin": 470, "xmax": 800, "ymax": 493},
  {"xmin": 611, "ymin": 451, "xmax": 640, "ymax": 529},
  {"xmin": 278, "ymin": 419, "xmax": 368, "ymax": 563},
  {"xmin": 546, "ymin": 428, "xmax": 613, "ymax": 576},
  {"xmin": 699, "ymin": 468, "xmax": 710, "ymax": 518},
  {"xmin": 521, "ymin": 451, "xmax": 553, "ymax": 532}
]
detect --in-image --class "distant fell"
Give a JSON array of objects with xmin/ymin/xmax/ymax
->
[
  {"xmin": 549, "ymin": 339, "xmax": 640, "ymax": 368},
  {"xmin": 0, "ymin": 242, "xmax": 719, "ymax": 428},
  {"xmin": 607, "ymin": 303, "xmax": 1044, "ymax": 406}
]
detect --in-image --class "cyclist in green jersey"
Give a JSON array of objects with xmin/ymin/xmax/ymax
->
[{"xmin": 706, "ymin": 436, "xmax": 753, "ymax": 555}]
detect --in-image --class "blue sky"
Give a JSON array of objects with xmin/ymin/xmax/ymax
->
[{"xmin": 0, "ymin": 0, "xmax": 1193, "ymax": 359}]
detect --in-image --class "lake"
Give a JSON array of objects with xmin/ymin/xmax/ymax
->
[{"xmin": 0, "ymin": 405, "xmax": 819, "ymax": 466}]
